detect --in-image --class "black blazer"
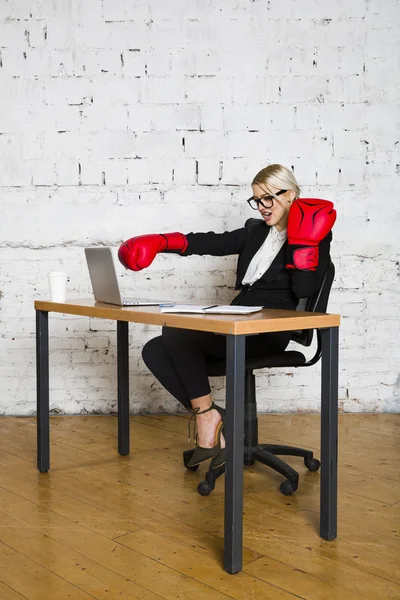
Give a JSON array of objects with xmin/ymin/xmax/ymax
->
[{"xmin": 182, "ymin": 218, "xmax": 332, "ymax": 310}]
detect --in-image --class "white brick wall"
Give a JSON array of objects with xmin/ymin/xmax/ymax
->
[{"xmin": 1, "ymin": 0, "xmax": 399, "ymax": 416}]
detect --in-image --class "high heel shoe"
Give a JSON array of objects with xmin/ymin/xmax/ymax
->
[
  {"xmin": 210, "ymin": 404, "xmax": 226, "ymax": 469},
  {"xmin": 209, "ymin": 447, "xmax": 226, "ymax": 470},
  {"xmin": 187, "ymin": 402, "xmax": 225, "ymax": 468}
]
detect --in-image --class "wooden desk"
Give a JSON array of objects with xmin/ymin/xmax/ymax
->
[{"xmin": 35, "ymin": 299, "xmax": 340, "ymax": 574}]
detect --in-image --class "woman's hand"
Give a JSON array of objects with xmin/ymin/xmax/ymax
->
[
  {"xmin": 286, "ymin": 199, "xmax": 336, "ymax": 271},
  {"xmin": 118, "ymin": 232, "xmax": 188, "ymax": 271}
]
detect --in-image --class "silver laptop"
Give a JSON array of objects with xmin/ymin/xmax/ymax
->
[{"xmin": 85, "ymin": 247, "xmax": 163, "ymax": 306}]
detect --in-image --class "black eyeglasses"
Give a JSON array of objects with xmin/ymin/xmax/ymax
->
[{"xmin": 246, "ymin": 189, "xmax": 287, "ymax": 210}]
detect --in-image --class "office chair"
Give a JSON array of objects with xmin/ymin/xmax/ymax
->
[{"xmin": 182, "ymin": 262, "xmax": 335, "ymax": 496}]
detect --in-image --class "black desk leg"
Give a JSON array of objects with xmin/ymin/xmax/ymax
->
[
  {"xmin": 36, "ymin": 310, "xmax": 49, "ymax": 472},
  {"xmin": 117, "ymin": 321, "xmax": 130, "ymax": 455},
  {"xmin": 320, "ymin": 326, "xmax": 339, "ymax": 540},
  {"xmin": 224, "ymin": 334, "xmax": 246, "ymax": 574}
]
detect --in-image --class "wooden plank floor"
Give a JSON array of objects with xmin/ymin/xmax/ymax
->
[{"xmin": 0, "ymin": 414, "xmax": 399, "ymax": 600}]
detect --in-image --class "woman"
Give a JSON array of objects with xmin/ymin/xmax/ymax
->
[{"xmin": 118, "ymin": 164, "xmax": 336, "ymax": 470}]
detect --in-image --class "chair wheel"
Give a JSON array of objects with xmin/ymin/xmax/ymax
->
[
  {"xmin": 183, "ymin": 450, "xmax": 199, "ymax": 471},
  {"xmin": 198, "ymin": 480, "xmax": 214, "ymax": 496},
  {"xmin": 280, "ymin": 479, "xmax": 298, "ymax": 496},
  {"xmin": 304, "ymin": 457, "xmax": 320, "ymax": 472}
]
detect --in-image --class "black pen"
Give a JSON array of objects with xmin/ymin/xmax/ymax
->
[{"xmin": 203, "ymin": 305, "xmax": 218, "ymax": 310}]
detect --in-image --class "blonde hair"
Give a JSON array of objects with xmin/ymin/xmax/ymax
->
[{"xmin": 252, "ymin": 164, "xmax": 301, "ymax": 199}]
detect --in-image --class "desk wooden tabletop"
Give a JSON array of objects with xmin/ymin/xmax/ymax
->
[{"xmin": 35, "ymin": 299, "xmax": 340, "ymax": 335}]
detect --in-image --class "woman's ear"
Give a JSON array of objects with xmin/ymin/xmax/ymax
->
[{"xmin": 288, "ymin": 191, "xmax": 296, "ymax": 203}]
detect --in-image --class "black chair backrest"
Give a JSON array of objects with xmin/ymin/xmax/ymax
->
[{"xmin": 291, "ymin": 262, "xmax": 335, "ymax": 347}]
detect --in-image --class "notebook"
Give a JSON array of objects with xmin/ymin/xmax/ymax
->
[
  {"xmin": 85, "ymin": 247, "xmax": 167, "ymax": 306},
  {"xmin": 159, "ymin": 304, "xmax": 264, "ymax": 315}
]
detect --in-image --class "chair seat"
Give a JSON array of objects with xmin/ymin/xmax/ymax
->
[{"xmin": 206, "ymin": 350, "xmax": 306, "ymax": 377}]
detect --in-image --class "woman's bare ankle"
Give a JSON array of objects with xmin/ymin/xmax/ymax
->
[{"xmin": 195, "ymin": 409, "xmax": 222, "ymax": 448}]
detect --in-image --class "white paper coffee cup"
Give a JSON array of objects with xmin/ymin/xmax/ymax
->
[{"xmin": 48, "ymin": 271, "xmax": 68, "ymax": 302}]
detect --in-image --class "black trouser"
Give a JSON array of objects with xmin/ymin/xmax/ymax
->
[{"xmin": 142, "ymin": 326, "xmax": 292, "ymax": 410}]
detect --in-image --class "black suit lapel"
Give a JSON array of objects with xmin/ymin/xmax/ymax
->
[
  {"xmin": 237, "ymin": 222, "xmax": 269, "ymax": 286},
  {"xmin": 259, "ymin": 241, "xmax": 287, "ymax": 282}
]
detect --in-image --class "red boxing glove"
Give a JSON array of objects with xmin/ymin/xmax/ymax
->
[
  {"xmin": 118, "ymin": 232, "xmax": 188, "ymax": 271},
  {"xmin": 286, "ymin": 198, "xmax": 336, "ymax": 271}
]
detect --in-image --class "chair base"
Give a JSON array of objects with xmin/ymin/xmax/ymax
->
[
  {"xmin": 183, "ymin": 371, "xmax": 321, "ymax": 497},
  {"xmin": 183, "ymin": 443, "xmax": 321, "ymax": 497}
]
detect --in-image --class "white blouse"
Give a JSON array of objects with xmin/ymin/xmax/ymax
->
[{"xmin": 242, "ymin": 226, "xmax": 287, "ymax": 286}]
